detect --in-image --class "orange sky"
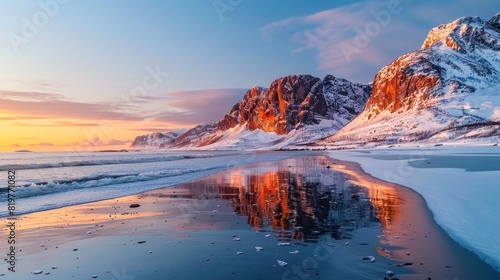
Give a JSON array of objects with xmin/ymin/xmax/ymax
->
[
  {"xmin": 0, "ymin": 88, "xmax": 244, "ymax": 152},
  {"xmin": 0, "ymin": 115, "xmax": 173, "ymax": 152}
]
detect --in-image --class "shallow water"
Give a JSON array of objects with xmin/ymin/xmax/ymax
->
[{"xmin": 6, "ymin": 156, "xmax": 499, "ymax": 279}]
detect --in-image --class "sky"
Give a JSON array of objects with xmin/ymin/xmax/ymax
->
[{"xmin": 0, "ymin": 0, "xmax": 498, "ymax": 151}]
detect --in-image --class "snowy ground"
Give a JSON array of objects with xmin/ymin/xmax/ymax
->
[{"xmin": 328, "ymin": 145, "xmax": 500, "ymax": 271}]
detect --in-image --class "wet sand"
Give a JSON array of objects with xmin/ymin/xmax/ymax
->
[{"xmin": 1, "ymin": 155, "xmax": 498, "ymax": 279}]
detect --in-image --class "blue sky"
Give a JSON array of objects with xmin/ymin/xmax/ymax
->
[{"xmin": 0, "ymin": 0, "xmax": 498, "ymax": 150}]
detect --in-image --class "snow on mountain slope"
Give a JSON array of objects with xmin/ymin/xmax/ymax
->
[
  {"xmin": 131, "ymin": 130, "xmax": 186, "ymax": 148},
  {"xmin": 318, "ymin": 14, "xmax": 500, "ymax": 148}
]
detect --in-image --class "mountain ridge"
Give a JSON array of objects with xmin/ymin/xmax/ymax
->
[{"xmin": 132, "ymin": 13, "xmax": 500, "ymax": 150}]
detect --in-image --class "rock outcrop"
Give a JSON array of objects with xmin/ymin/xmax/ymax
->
[{"xmin": 217, "ymin": 75, "xmax": 370, "ymax": 135}]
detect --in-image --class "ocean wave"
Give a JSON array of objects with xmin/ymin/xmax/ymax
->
[
  {"xmin": 0, "ymin": 153, "xmax": 226, "ymax": 171},
  {"xmin": 0, "ymin": 166, "xmax": 222, "ymax": 200}
]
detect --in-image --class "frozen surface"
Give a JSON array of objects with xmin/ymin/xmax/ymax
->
[{"xmin": 328, "ymin": 145, "xmax": 500, "ymax": 271}]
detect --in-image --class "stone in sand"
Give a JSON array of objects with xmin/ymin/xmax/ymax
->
[{"xmin": 129, "ymin": 204, "xmax": 141, "ymax": 208}]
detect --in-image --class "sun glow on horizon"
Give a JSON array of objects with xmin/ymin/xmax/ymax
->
[{"xmin": 0, "ymin": 116, "xmax": 190, "ymax": 152}]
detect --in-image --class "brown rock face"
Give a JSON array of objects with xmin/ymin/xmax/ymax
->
[
  {"xmin": 217, "ymin": 75, "xmax": 328, "ymax": 135},
  {"xmin": 365, "ymin": 53, "xmax": 442, "ymax": 120}
]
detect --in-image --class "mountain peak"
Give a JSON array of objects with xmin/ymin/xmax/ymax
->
[{"xmin": 421, "ymin": 14, "xmax": 500, "ymax": 52}]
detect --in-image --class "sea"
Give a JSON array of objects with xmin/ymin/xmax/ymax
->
[{"xmin": 0, "ymin": 150, "xmax": 313, "ymax": 217}]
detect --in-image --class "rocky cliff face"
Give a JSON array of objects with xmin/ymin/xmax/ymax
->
[
  {"xmin": 217, "ymin": 75, "xmax": 327, "ymax": 135},
  {"xmin": 217, "ymin": 74, "xmax": 370, "ymax": 135}
]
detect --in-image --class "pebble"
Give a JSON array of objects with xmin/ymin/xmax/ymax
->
[{"xmin": 31, "ymin": 270, "xmax": 43, "ymax": 275}]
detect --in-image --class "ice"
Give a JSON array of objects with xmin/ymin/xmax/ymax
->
[
  {"xmin": 277, "ymin": 260, "xmax": 288, "ymax": 267},
  {"xmin": 329, "ymin": 146, "xmax": 500, "ymax": 271}
]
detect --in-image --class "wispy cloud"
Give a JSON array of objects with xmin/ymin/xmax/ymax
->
[
  {"xmin": 261, "ymin": 0, "xmax": 420, "ymax": 82},
  {"xmin": 128, "ymin": 127, "xmax": 176, "ymax": 132},
  {"xmin": 261, "ymin": 0, "xmax": 496, "ymax": 83},
  {"xmin": 0, "ymin": 90, "xmax": 67, "ymax": 101},
  {"xmin": 0, "ymin": 79, "xmax": 68, "ymax": 93},
  {"xmin": 72, "ymin": 138, "xmax": 131, "ymax": 147},
  {"xmin": 148, "ymin": 88, "xmax": 247, "ymax": 126},
  {"xmin": 29, "ymin": 141, "xmax": 55, "ymax": 147},
  {"xmin": 0, "ymin": 91, "xmax": 143, "ymax": 121},
  {"xmin": 13, "ymin": 121, "xmax": 99, "ymax": 127}
]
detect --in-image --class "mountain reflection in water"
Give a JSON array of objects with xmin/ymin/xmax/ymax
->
[{"xmin": 165, "ymin": 156, "xmax": 399, "ymax": 242}]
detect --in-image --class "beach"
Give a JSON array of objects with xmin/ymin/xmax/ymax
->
[{"xmin": 2, "ymin": 154, "xmax": 499, "ymax": 279}]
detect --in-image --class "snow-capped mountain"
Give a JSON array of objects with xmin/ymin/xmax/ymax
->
[
  {"xmin": 131, "ymin": 130, "xmax": 186, "ymax": 148},
  {"xmin": 317, "ymin": 13, "xmax": 500, "ymax": 147},
  {"xmin": 132, "ymin": 75, "xmax": 370, "ymax": 149}
]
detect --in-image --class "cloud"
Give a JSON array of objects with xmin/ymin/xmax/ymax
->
[
  {"xmin": 12, "ymin": 143, "xmax": 21, "ymax": 148},
  {"xmin": 29, "ymin": 141, "xmax": 55, "ymax": 147},
  {"xmin": 0, "ymin": 90, "xmax": 67, "ymax": 101},
  {"xmin": 13, "ymin": 121, "xmax": 99, "ymax": 127},
  {"xmin": 0, "ymin": 90, "xmax": 143, "ymax": 121},
  {"xmin": 149, "ymin": 88, "xmax": 247, "ymax": 125},
  {"xmin": 128, "ymin": 127, "xmax": 174, "ymax": 132},
  {"xmin": 72, "ymin": 138, "xmax": 131, "ymax": 147},
  {"xmin": 104, "ymin": 139, "xmax": 132, "ymax": 146},
  {"xmin": 261, "ymin": 0, "xmax": 498, "ymax": 83}
]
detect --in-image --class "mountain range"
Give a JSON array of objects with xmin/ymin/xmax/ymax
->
[{"xmin": 132, "ymin": 13, "xmax": 500, "ymax": 150}]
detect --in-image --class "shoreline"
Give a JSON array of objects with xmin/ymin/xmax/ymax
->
[
  {"xmin": 2, "ymin": 154, "xmax": 498, "ymax": 279},
  {"xmin": 326, "ymin": 157, "xmax": 500, "ymax": 278}
]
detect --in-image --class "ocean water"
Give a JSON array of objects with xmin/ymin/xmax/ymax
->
[{"xmin": 0, "ymin": 150, "xmax": 312, "ymax": 217}]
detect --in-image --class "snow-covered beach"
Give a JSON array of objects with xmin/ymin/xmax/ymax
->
[{"xmin": 328, "ymin": 145, "xmax": 500, "ymax": 272}]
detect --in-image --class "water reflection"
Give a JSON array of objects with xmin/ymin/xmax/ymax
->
[{"xmin": 168, "ymin": 156, "xmax": 399, "ymax": 241}]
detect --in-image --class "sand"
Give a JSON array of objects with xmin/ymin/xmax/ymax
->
[{"xmin": 1, "ymin": 155, "xmax": 498, "ymax": 279}]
